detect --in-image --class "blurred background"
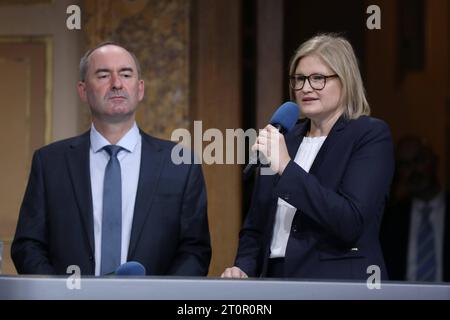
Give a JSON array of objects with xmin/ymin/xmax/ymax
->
[{"xmin": 0, "ymin": 0, "xmax": 448, "ymax": 279}]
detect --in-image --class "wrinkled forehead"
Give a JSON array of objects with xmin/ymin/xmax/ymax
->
[{"xmin": 87, "ymin": 45, "xmax": 137, "ymax": 72}]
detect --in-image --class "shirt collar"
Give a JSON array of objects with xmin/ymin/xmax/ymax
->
[{"xmin": 90, "ymin": 122, "xmax": 140, "ymax": 153}]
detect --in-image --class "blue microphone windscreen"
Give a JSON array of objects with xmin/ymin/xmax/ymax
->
[
  {"xmin": 115, "ymin": 261, "xmax": 146, "ymax": 276},
  {"xmin": 269, "ymin": 102, "xmax": 300, "ymax": 132}
]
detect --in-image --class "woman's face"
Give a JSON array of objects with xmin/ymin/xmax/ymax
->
[{"xmin": 294, "ymin": 54, "xmax": 343, "ymax": 123}]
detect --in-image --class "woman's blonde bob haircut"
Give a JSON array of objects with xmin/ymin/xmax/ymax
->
[{"xmin": 289, "ymin": 33, "xmax": 370, "ymax": 119}]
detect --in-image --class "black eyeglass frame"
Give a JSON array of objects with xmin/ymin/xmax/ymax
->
[{"xmin": 289, "ymin": 73, "xmax": 339, "ymax": 91}]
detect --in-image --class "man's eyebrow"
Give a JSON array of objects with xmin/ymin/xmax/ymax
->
[
  {"xmin": 94, "ymin": 67, "xmax": 134, "ymax": 74},
  {"xmin": 95, "ymin": 68, "xmax": 111, "ymax": 74},
  {"xmin": 119, "ymin": 67, "xmax": 134, "ymax": 73}
]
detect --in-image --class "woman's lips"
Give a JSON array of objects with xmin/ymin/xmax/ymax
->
[{"xmin": 302, "ymin": 97, "xmax": 318, "ymax": 102}]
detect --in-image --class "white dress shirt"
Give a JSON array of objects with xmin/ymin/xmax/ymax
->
[
  {"xmin": 90, "ymin": 123, "xmax": 142, "ymax": 276},
  {"xmin": 406, "ymin": 192, "xmax": 445, "ymax": 282},
  {"xmin": 270, "ymin": 136, "xmax": 327, "ymax": 258}
]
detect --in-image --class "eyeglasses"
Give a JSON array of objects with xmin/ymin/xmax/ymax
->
[{"xmin": 289, "ymin": 73, "xmax": 338, "ymax": 91}]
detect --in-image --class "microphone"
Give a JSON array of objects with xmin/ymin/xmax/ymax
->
[
  {"xmin": 114, "ymin": 261, "xmax": 146, "ymax": 276},
  {"xmin": 243, "ymin": 101, "xmax": 299, "ymax": 179}
]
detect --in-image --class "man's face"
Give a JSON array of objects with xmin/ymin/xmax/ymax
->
[{"xmin": 78, "ymin": 45, "xmax": 144, "ymax": 124}]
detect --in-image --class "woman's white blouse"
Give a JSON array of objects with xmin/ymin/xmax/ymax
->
[{"xmin": 270, "ymin": 136, "xmax": 327, "ymax": 258}]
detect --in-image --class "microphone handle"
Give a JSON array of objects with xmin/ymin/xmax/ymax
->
[
  {"xmin": 243, "ymin": 124, "xmax": 285, "ymax": 180},
  {"xmin": 272, "ymin": 123, "xmax": 286, "ymax": 134},
  {"xmin": 243, "ymin": 152, "xmax": 259, "ymax": 179}
]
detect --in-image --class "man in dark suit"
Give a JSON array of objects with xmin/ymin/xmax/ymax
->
[
  {"xmin": 381, "ymin": 136, "xmax": 450, "ymax": 282},
  {"xmin": 11, "ymin": 42, "xmax": 211, "ymax": 276}
]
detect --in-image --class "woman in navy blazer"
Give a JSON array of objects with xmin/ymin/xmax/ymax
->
[{"xmin": 222, "ymin": 34, "xmax": 394, "ymax": 280}]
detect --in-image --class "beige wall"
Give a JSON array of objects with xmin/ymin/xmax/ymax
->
[
  {"xmin": 0, "ymin": 0, "xmax": 83, "ymax": 142},
  {"xmin": 0, "ymin": 0, "xmax": 83, "ymax": 274},
  {"xmin": 0, "ymin": 58, "xmax": 29, "ymax": 274}
]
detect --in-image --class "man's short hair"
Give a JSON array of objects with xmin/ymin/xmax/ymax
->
[{"xmin": 79, "ymin": 41, "xmax": 142, "ymax": 81}]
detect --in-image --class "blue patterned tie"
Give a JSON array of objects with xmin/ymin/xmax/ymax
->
[
  {"xmin": 100, "ymin": 145, "xmax": 123, "ymax": 275},
  {"xmin": 416, "ymin": 204, "xmax": 437, "ymax": 281}
]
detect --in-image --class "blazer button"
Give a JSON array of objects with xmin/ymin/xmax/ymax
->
[
  {"xmin": 291, "ymin": 224, "xmax": 298, "ymax": 233},
  {"xmin": 284, "ymin": 194, "xmax": 290, "ymax": 201},
  {"xmin": 89, "ymin": 255, "xmax": 94, "ymax": 261}
]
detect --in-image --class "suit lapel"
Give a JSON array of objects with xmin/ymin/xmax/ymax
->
[
  {"xmin": 66, "ymin": 131, "xmax": 95, "ymax": 255},
  {"xmin": 268, "ymin": 116, "xmax": 349, "ymax": 197},
  {"xmin": 270, "ymin": 119, "xmax": 307, "ymax": 187},
  {"xmin": 263, "ymin": 120, "xmax": 307, "ymax": 274},
  {"xmin": 127, "ymin": 132, "xmax": 164, "ymax": 259},
  {"xmin": 278, "ymin": 116, "xmax": 349, "ymax": 177},
  {"xmin": 309, "ymin": 116, "xmax": 348, "ymax": 175},
  {"xmin": 286, "ymin": 120, "xmax": 307, "ymax": 159}
]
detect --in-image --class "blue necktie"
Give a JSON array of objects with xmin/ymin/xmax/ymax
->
[
  {"xmin": 416, "ymin": 204, "xmax": 437, "ymax": 281},
  {"xmin": 100, "ymin": 145, "xmax": 123, "ymax": 275}
]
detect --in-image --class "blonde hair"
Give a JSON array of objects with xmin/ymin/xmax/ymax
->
[{"xmin": 289, "ymin": 33, "xmax": 370, "ymax": 119}]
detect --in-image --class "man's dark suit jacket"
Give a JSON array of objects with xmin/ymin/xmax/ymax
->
[
  {"xmin": 235, "ymin": 115, "xmax": 394, "ymax": 280},
  {"xmin": 11, "ymin": 130, "xmax": 211, "ymax": 276},
  {"xmin": 381, "ymin": 196, "xmax": 450, "ymax": 281}
]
